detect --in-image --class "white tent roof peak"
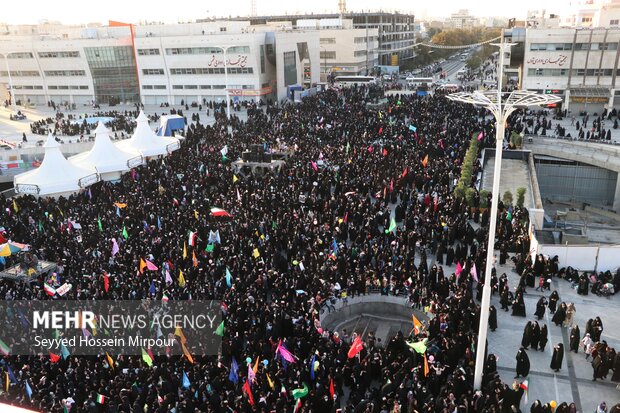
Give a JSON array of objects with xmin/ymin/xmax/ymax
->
[
  {"xmin": 44, "ymin": 133, "xmax": 60, "ymax": 149},
  {"xmin": 95, "ymin": 121, "xmax": 109, "ymax": 135},
  {"xmin": 136, "ymin": 111, "xmax": 149, "ymax": 123}
]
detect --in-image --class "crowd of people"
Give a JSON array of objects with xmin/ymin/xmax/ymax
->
[
  {"xmin": 29, "ymin": 110, "xmax": 140, "ymax": 137},
  {"xmin": 0, "ymin": 85, "xmax": 618, "ymax": 413}
]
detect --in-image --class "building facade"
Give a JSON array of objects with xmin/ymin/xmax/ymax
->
[
  {"xmin": 0, "ymin": 21, "xmax": 320, "ymax": 106},
  {"xmin": 233, "ymin": 11, "xmax": 415, "ymax": 67},
  {"xmin": 521, "ymin": 27, "xmax": 620, "ymax": 113},
  {"xmin": 446, "ymin": 10, "xmax": 478, "ymax": 29}
]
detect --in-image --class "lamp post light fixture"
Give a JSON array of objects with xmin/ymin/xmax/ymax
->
[
  {"xmin": 446, "ymin": 31, "xmax": 561, "ymax": 391},
  {"xmin": 213, "ymin": 46, "xmax": 235, "ymax": 120}
]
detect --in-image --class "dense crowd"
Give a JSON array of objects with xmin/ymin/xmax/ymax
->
[{"xmin": 0, "ymin": 86, "xmax": 618, "ymax": 413}]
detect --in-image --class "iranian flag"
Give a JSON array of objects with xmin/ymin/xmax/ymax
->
[
  {"xmin": 44, "ymin": 283, "xmax": 56, "ymax": 296},
  {"xmin": 210, "ymin": 207, "xmax": 232, "ymax": 218},
  {"xmin": 96, "ymin": 394, "xmax": 105, "ymax": 404},
  {"xmin": 520, "ymin": 379, "xmax": 529, "ymax": 403}
]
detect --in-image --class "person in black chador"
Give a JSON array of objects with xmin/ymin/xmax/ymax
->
[
  {"xmin": 512, "ymin": 288, "xmax": 526, "ymax": 317},
  {"xmin": 548, "ymin": 290, "xmax": 559, "ymax": 314},
  {"xmin": 515, "ymin": 347, "xmax": 530, "ymax": 378},
  {"xmin": 521, "ymin": 321, "xmax": 533, "ymax": 349},
  {"xmin": 569, "ymin": 325, "xmax": 581, "ymax": 353},
  {"xmin": 534, "ymin": 296, "xmax": 547, "ymax": 320},
  {"xmin": 550, "ymin": 343, "xmax": 564, "ymax": 372},
  {"xmin": 552, "ymin": 302, "xmax": 566, "ymax": 326},
  {"xmin": 531, "ymin": 321, "xmax": 541, "ymax": 350},
  {"xmin": 539, "ymin": 324, "xmax": 548, "ymax": 351},
  {"xmin": 489, "ymin": 305, "xmax": 498, "ymax": 332}
]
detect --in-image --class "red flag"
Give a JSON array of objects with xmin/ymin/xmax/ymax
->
[
  {"xmin": 311, "ymin": 161, "xmax": 318, "ymax": 171},
  {"xmin": 401, "ymin": 167, "xmax": 408, "ymax": 178},
  {"xmin": 50, "ymin": 352, "xmax": 61, "ymax": 363},
  {"xmin": 343, "ymin": 212, "xmax": 348, "ymax": 224},
  {"xmin": 382, "ymin": 148, "xmax": 388, "ymax": 157},
  {"xmin": 103, "ymin": 272, "xmax": 109, "ymax": 293},
  {"xmin": 390, "ymin": 179, "xmax": 393, "ymax": 192},
  {"xmin": 243, "ymin": 380, "xmax": 255, "ymax": 406},
  {"xmin": 329, "ymin": 378, "xmax": 335, "ymax": 400},
  {"xmin": 455, "ymin": 262, "xmax": 463, "ymax": 278},
  {"xmin": 367, "ymin": 146, "xmax": 373, "ymax": 153},
  {"xmin": 379, "ymin": 127, "xmax": 383, "ymax": 135},
  {"xmin": 347, "ymin": 336, "xmax": 363, "ymax": 358}
]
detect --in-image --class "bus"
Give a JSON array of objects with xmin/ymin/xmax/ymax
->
[{"xmin": 333, "ymin": 75, "xmax": 376, "ymax": 87}]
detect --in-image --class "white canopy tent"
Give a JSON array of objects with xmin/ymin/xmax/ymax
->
[
  {"xmin": 69, "ymin": 122, "xmax": 143, "ymax": 181},
  {"xmin": 14, "ymin": 134, "xmax": 99, "ymax": 197},
  {"xmin": 117, "ymin": 111, "xmax": 180, "ymax": 157}
]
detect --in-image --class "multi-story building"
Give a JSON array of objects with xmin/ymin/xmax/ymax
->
[
  {"xmin": 231, "ymin": 11, "xmax": 415, "ymax": 66},
  {"xmin": 446, "ymin": 10, "xmax": 478, "ymax": 29},
  {"xmin": 0, "ymin": 21, "xmax": 320, "ymax": 106}
]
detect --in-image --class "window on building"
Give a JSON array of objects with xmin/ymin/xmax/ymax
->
[
  {"xmin": 154, "ymin": 85, "xmax": 166, "ymax": 89},
  {"xmin": 212, "ymin": 85, "xmax": 226, "ymax": 89},
  {"xmin": 227, "ymin": 67, "xmax": 254, "ymax": 74},
  {"xmin": 260, "ymin": 45, "xmax": 265, "ymax": 74},
  {"xmin": 354, "ymin": 50, "xmax": 367, "ymax": 57},
  {"xmin": 137, "ymin": 48, "xmax": 161, "ymax": 55},
  {"xmin": 43, "ymin": 70, "xmax": 86, "ymax": 76},
  {"xmin": 199, "ymin": 85, "xmax": 211, "ymax": 89},
  {"xmin": 242, "ymin": 85, "xmax": 253, "ymax": 89},
  {"xmin": 142, "ymin": 68, "xmax": 165, "ymax": 75},
  {"xmin": 220, "ymin": 27, "xmax": 227, "ymax": 32},
  {"xmin": 0, "ymin": 70, "xmax": 40, "ymax": 77},
  {"xmin": 283, "ymin": 51, "xmax": 297, "ymax": 86},
  {"xmin": 172, "ymin": 85, "xmax": 183, "ymax": 89},
  {"xmin": 227, "ymin": 46, "xmax": 250, "ymax": 54},
  {"xmin": 602, "ymin": 42, "xmax": 618, "ymax": 50},
  {"xmin": 184, "ymin": 85, "xmax": 198, "ymax": 89},
  {"xmin": 6, "ymin": 52, "xmax": 33, "ymax": 59},
  {"xmin": 320, "ymin": 51, "xmax": 336, "ymax": 59},
  {"xmin": 38, "ymin": 51, "xmax": 80, "ymax": 58},
  {"xmin": 48, "ymin": 86, "xmax": 58, "ymax": 89},
  {"xmin": 320, "ymin": 38, "xmax": 336, "ymax": 44},
  {"xmin": 581, "ymin": 17, "xmax": 593, "ymax": 23},
  {"xmin": 142, "ymin": 85, "xmax": 154, "ymax": 89},
  {"xmin": 611, "ymin": 19, "xmax": 619, "ymax": 25},
  {"xmin": 79, "ymin": 85, "xmax": 88, "ymax": 89},
  {"xmin": 169, "ymin": 68, "xmax": 226, "ymax": 75}
]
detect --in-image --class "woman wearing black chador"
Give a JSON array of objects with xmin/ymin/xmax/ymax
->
[
  {"xmin": 550, "ymin": 343, "xmax": 564, "ymax": 372},
  {"xmin": 515, "ymin": 347, "xmax": 531, "ymax": 378}
]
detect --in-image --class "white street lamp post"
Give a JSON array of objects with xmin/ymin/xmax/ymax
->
[
  {"xmin": 447, "ymin": 30, "xmax": 561, "ymax": 391},
  {"xmin": 214, "ymin": 46, "xmax": 233, "ymax": 120}
]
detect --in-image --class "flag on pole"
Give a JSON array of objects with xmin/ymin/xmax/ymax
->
[
  {"xmin": 520, "ymin": 379, "xmax": 529, "ymax": 403},
  {"xmin": 242, "ymin": 380, "xmax": 255, "ymax": 406},
  {"xmin": 103, "ymin": 272, "xmax": 109, "ymax": 292},
  {"xmin": 182, "ymin": 372, "xmax": 191, "ymax": 388},
  {"xmin": 183, "ymin": 242, "xmax": 187, "ymax": 259},
  {"xmin": 44, "ymin": 283, "xmax": 57, "ymax": 296},
  {"xmin": 225, "ymin": 267, "xmax": 232, "ymax": 288},
  {"xmin": 292, "ymin": 383, "xmax": 309, "ymax": 399},
  {"xmin": 145, "ymin": 260, "xmax": 158, "ymax": 271},
  {"xmin": 192, "ymin": 251, "xmax": 198, "ymax": 267},
  {"xmin": 266, "ymin": 373, "xmax": 275, "ymax": 390},
  {"xmin": 233, "ymin": 174, "xmax": 239, "ymax": 183},
  {"xmin": 421, "ymin": 154, "xmax": 429, "ymax": 168},
  {"xmin": 25, "ymin": 381, "xmax": 32, "ymax": 400},
  {"xmin": 178, "ymin": 270, "xmax": 186, "ymax": 287},
  {"xmin": 412, "ymin": 315, "xmax": 422, "ymax": 335},
  {"xmin": 275, "ymin": 340, "xmax": 296, "ymax": 363},
  {"xmin": 122, "ymin": 226, "xmax": 128, "ymax": 240},
  {"xmin": 471, "ymin": 263, "xmax": 479, "ymax": 282},
  {"xmin": 60, "ymin": 342, "xmax": 70, "ymax": 359},
  {"xmin": 385, "ymin": 217, "xmax": 396, "ymax": 234},
  {"xmin": 2, "ymin": 339, "xmax": 13, "ymax": 355},
  {"xmin": 4, "ymin": 372, "xmax": 8, "ymax": 393},
  {"xmin": 455, "ymin": 262, "xmax": 463, "ymax": 278},
  {"xmin": 309, "ymin": 354, "xmax": 316, "ymax": 380},
  {"xmin": 97, "ymin": 218, "xmax": 103, "ymax": 232},
  {"xmin": 214, "ymin": 321, "xmax": 225, "ymax": 336},
  {"xmin": 111, "ymin": 238, "xmax": 119, "ymax": 256},
  {"xmin": 229, "ymin": 357, "xmax": 239, "ymax": 384},
  {"xmin": 329, "ymin": 378, "xmax": 335, "ymax": 400},
  {"xmin": 175, "ymin": 326, "xmax": 187, "ymax": 344},
  {"xmin": 50, "ymin": 352, "xmax": 60, "ymax": 363},
  {"xmin": 423, "ymin": 353, "xmax": 429, "ymax": 377},
  {"xmin": 247, "ymin": 363, "xmax": 255, "ymax": 385},
  {"xmin": 96, "ymin": 394, "xmax": 105, "ymax": 404},
  {"xmin": 347, "ymin": 336, "xmax": 363, "ymax": 358},
  {"xmin": 293, "ymin": 399, "xmax": 302, "ymax": 413},
  {"xmin": 311, "ymin": 161, "xmax": 318, "ymax": 171},
  {"xmin": 141, "ymin": 348, "xmax": 153, "ymax": 367},
  {"xmin": 106, "ymin": 352, "xmax": 114, "ymax": 369}
]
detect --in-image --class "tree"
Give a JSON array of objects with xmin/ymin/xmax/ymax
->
[
  {"xmin": 503, "ymin": 190, "xmax": 513, "ymax": 206},
  {"xmin": 516, "ymin": 187, "xmax": 527, "ymax": 208}
]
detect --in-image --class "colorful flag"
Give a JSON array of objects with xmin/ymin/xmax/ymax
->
[
  {"xmin": 25, "ymin": 381, "xmax": 32, "ymax": 400},
  {"xmin": 182, "ymin": 372, "xmax": 191, "ymax": 389},
  {"xmin": 266, "ymin": 373, "xmax": 275, "ymax": 390},
  {"xmin": 229, "ymin": 357, "xmax": 239, "ymax": 384},
  {"xmin": 311, "ymin": 161, "xmax": 318, "ymax": 171},
  {"xmin": 60, "ymin": 343, "xmax": 70, "ymax": 359},
  {"xmin": 97, "ymin": 218, "xmax": 103, "ymax": 232},
  {"xmin": 139, "ymin": 258, "xmax": 146, "ymax": 274},
  {"xmin": 103, "ymin": 272, "xmax": 109, "ymax": 292},
  {"xmin": 347, "ymin": 336, "xmax": 363, "ymax": 358},
  {"xmin": 225, "ymin": 268, "xmax": 232, "ymax": 288},
  {"xmin": 178, "ymin": 270, "xmax": 186, "ymax": 287},
  {"xmin": 253, "ymin": 357, "xmax": 259, "ymax": 374},
  {"xmin": 233, "ymin": 174, "xmax": 239, "ymax": 183},
  {"xmin": 329, "ymin": 378, "xmax": 335, "ymax": 400},
  {"xmin": 0, "ymin": 339, "xmax": 10, "ymax": 355},
  {"xmin": 141, "ymin": 348, "xmax": 153, "ymax": 367},
  {"xmin": 183, "ymin": 242, "xmax": 187, "ymax": 259},
  {"xmin": 192, "ymin": 251, "xmax": 198, "ymax": 267},
  {"xmin": 520, "ymin": 379, "xmax": 529, "ymax": 403},
  {"xmin": 385, "ymin": 217, "xmax": 396, "ymax": 234},
  {"xmin": 292, "ymin": 383, "xmax": 309, "ymax": 399},
  {"xmin": 122, "ymin": 226, "xmax": 128, "ymax": 240},
  {"xmin": 214, "ymin": 321, "xmax": 225, "ymax": 336},
  {"xmin": 106, "ymin": 352, "xmax": 114, "ymax": 369},
  {"xmin": 247, "ymin": 363, "xmax": 255, "ymax": 385},
  {"xmin": 149, "ymin": 280, "xmax": 156, "ymax": 296},
  {"xmin": 406, "ymin": 338, "xmax": 428, "ymax": 354},
  {"xmin": 455, "ymin": 262, "xmax": 463, "ymax": 278},
  {"xmin": 421, "ymin": 154, "xmax": 429, "ymax": 168},
  {"xmin": 242, "ymin": 380, "xmax": 255, "ymax": 406},
  {"xmin": 423, "ymin": 353, "xmax": 429, "ymax": 377},
  {"xmin": 44, "ymin": 283, "xmax": 56, "ymax": 296},
  {"xmin": 276, "ymin": 340, "xmax": 296, "ymax": 363},
  {"xmin": 96, "ymin": 394, "xmax": 105, "ymax": 404},
  {"xmin": 293, "ymin": 399, "xmax": 302, "ymax": 413},
  {"xmin": 309, "ymin": 354, "xmax": 316, "ymax": 380},
  {"xmin": 252, "ymin": 248, "xmax": 260, "ymax": 258},
  {"xmin": 188, "ymin": 231, "xmax": 197, "ymax": 246},
  {"xmin": 471, "ymin": 263, "xmax": 479, "ymax": 282},
  {"xmin": 205, "ymin": 243, "xmax": 214, "ymax": 253},
  {"xmin": 49, "ymin": 352, "xmax": 60, "ymax": 363},
  {"xmin": 165, "ymin": 270, "xmax": 173, "ymax": 285},
  {"xmin": 412, "ymin": 315, "xmax": 422, "ymax": 335},
  {"xmin": 174, "ymin": 326, "xmax": 187, "ymax": 344},
  {"xmin": 145, "ymin": 260, "xmax": 158, "ymax": 271},
  {"xmin": 111, "ymin": 238, "xmax": 119, "ymax": 256},
  {"xmin": 4, "ymin": 372, "xmax": 8, "ymax": 393}
]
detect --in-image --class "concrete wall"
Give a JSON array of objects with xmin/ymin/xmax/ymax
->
[{"xmin": 536, "ymin": 243, "xmax": 620, "ymax": 272}]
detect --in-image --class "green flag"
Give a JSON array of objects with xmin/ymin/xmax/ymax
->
[
  {"xmin": 406, "ymin": 338, "xmax": 428, "ymax": 354},
  {"xmin": 272, "ymin": 221, "xmax": 277, "ymax": 230},
  {"xmin": 292, "ymin": 383, "xmax": 309, "ymax": 399},
  {"xmin": 205, "ymin": 243, "xmax": 214, "ymax": 253},
  {"xmin": 214, "ymin": 321, "xmax": 225, "ymax": 336},
  {"xmin": 98, "ymin": 218, "xmax": 103, "ymax": 232},
  {"xmin": 38, "ymin": 221, "xmax": 43, "ymax": 233},
  {"xmin": 141, "ymin": 348, "xmax": 153, "ymax": 367},
  {"xmin": 385, "ymin": 217, "xmax": 396, "ymax": 234},
  {"xmin": 122, "ymin": 226, "xmax": 129, "ymax": 240}
]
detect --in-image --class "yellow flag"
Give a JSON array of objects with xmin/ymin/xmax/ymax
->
[
  {"xmin": 181, "ymin": 342, "xmax": 194, "ymax": 364},
  {"xmin": 194, "ymin": 210, "xmax": 199, "ymax": 219},
  {"xmin": 183, "ymin": 242, "xmax": 187, "ymax": 259},
  {"xmin": 266, "ymin": 373, "xmax": 275, "ymax": 390},
  {"xmin": 139, "ymin": 258, "xmax": 147, "ymax": 274},
  {"xmin": 12, "ymin": 199, "xmax": 18, "ymax": 213},
  {"xmin": 114, "ymin": 202, "xmax": 127, "ymax": 209},
  {"xmin": 412, "ymin": 315, "xmax": 422, "ymax": 335},
  {"xmin": 175, "ymin": 326, "xmax": 187, "ymax": 344},
  {"xmin": 233, "ymin": 174, "xmax": 238, "ymax": 183},
  {"xmin": 253, "ymin": 357, "xmax": 259, "ymax": 374},
  {"xmin": 106, "ymin": 352, "xmax": 115, "ymax": 369},
  {"xmin": 5, "ymin": 372, "xmax": 8, "ymax": 392},
  {"xmin": 252, "ymin": 248, "xmax": 260, "ymax": 258},
  {"xmin": 178, "ymin": 270, "xmax": 186, "ymax": 287}
]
